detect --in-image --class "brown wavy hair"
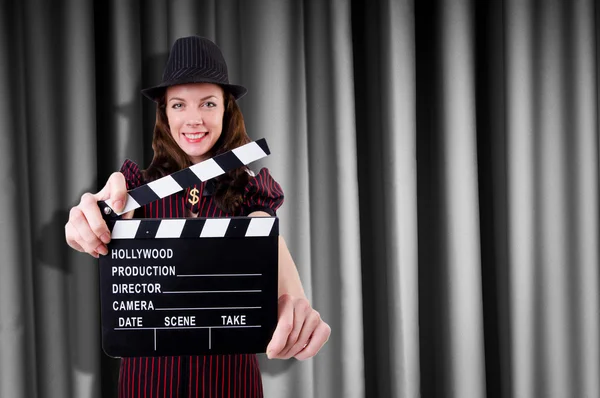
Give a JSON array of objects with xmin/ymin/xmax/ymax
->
[{"xmin": 142, "ymin": 88, "xmax": 251, "ymax": 213}]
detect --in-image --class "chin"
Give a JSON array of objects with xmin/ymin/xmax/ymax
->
[{"xmin": 187, "ymin": 152, "xmax": 209, "ymax": 163}]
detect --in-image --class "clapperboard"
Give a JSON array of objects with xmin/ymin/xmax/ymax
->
[{"xmin": 98, "ymin": 139, "xmax": 278, "ymax": 358}]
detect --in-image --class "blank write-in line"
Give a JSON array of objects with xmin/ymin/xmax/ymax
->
[
  {"xmin": 162, "ymin": 290, "xmax": 262, "ymax": 294},
  {"xmin": 114, "ymin": 325, "xmax": 261, "ymax": 331},
  {"xmin": 177, "ymin": 273, "xmax": 262, "ymax": 277},
  {"xmin": 155, "ymin": 306, "xmax": 262, "ymax": 311}
]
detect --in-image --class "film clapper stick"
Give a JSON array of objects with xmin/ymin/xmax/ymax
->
[{"xmin": 97, "ymin": 139, "xmax": 279, "ymax": 358}]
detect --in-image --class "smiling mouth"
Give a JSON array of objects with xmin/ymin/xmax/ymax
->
[{"xmin": 183, "ymin": 132, "xmax": 208, "ymax": 139}]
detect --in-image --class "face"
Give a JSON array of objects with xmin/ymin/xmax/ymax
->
[{"xmin": 165, "ymin": 83, "xmax": 225, "ymax": 164}]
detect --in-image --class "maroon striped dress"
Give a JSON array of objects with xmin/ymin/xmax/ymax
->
[{"xmin": 117, "ymin": 159, "xmax": 284, "ymax": 398}]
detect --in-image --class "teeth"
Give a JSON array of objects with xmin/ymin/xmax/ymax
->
[{"xmin": 185, "ymin": 132, "xmax": 207, "ymax": 139}]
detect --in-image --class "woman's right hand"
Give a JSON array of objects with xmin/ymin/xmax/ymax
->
[{"xmin": 65, "ymin": 172, "xmax": 134, "ymax": 258}]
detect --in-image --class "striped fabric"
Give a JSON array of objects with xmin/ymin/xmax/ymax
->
[
  {"xmin": 119, "ymin": 355, "xmax": 263, "ymax": 398},
  {"xmin": 117, "ymin": 159, "xmax": 284, "ymax": 398}
]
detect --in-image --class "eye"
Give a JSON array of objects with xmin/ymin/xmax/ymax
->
[
  {"xmin": 171, "ymin": 103, "xmax": 183, "ymax": 109},
  {"xmin": 204, "ymin": 101, "xmax": 217, "ymax": 108}
]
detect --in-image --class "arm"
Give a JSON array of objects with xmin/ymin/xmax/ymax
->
[
  {"xmin": 277, "ymin": 236, "xmax": 306, "ymax": 299},
  {"xmin": 248, "ymin": 211, "xmax": 331, "ymax": 360}
]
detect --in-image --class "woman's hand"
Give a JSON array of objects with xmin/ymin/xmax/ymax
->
[
  {"xmin": 65, "ymin": 172, "xmax": 133, "ymax": 258},
  {"xmin": 266, "ymin": 294, "xmax": 331, "ymax": 360}
]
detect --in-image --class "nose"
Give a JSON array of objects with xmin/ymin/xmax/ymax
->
[{"xmin": 185, "ymin": 117, "xmax": 203, "ymax": 127}]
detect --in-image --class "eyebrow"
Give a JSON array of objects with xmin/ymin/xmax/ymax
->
[{"xmin": 167, "ymin": 95, "xmax": 219, "ymax": 102}]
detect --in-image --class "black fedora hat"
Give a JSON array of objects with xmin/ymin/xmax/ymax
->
[{"xmin": 141, "ymin": 36, "xmax": 247, "ymax": 102}]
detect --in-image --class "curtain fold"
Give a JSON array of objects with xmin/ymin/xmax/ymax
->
[
  {"xmin": 378, "ymin": 0, "xmax": 421, "ymax": 396},
  {"xmin": 0, "ymin": 2, "xmax": 37, "ymax": 398},
  {"xmin": 354, "ymin": 0, "xmax": 420, "ymax": 397},
  {"xmin": 439, "ymin": 0, "xmax": 487, "ymax": 396},
  {"xmin": 304, "ymin": 1, "xmax": 364, "ymax": 397},
  {"xmin": 571, "ymin": 2, "xmax": 600, "ymax": 397},
  {"xmin": 505, "ymin": 1, "xmax": 537, "ymax": 397},
  {"xmin": 63, "ymin": 1, "xmax": 101, "ymax": 396},
  {"xmin": 0, "ymin": 1, "xmax": 598, "ymax": 397},
  {"xmin": 434, "ymin": 1, "xmax": 485, "ymax": 397}
]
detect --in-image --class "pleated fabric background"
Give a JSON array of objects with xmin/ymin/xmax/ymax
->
[{"xmin": 0, "ymin": 0, "xmax": 598, "ymax": 397}]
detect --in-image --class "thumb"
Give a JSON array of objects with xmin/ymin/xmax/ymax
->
[
  {"xmin": 96, "ymin": 172, "xmax": 129, "ymax": 212},
  {"xmin": 121, "ymin": 210, "xmax": 135, "ymax": 219}
]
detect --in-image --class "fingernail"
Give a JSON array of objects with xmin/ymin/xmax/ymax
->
[
  {"xmin": 96, "ymin": 245, "xmax": 108, "ymax": 256},
  {"xmin": 266, "ymin": 350, "xmax": 272, "ymax": 359},
  {"xmin": 100, "ymin": 233, "xmax": 111, "ymax": 244},
  {"xmin": 113, "ymin": 200, "xmax": 123, "ymax": 211}
]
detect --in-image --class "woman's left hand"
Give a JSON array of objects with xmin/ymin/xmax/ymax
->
[{"xmin": 266, "ymin": 294, "xmax": 331, "ymax": 360}]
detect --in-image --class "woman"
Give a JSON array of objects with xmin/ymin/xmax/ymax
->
[{"xmin": 65, "ymin": 35, "xmax": 330, "ymax": 397}]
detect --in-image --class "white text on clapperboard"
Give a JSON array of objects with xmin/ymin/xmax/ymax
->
[
  {"xmin": 110, "ymin": 248, "xmax": 249, "ymax": 329},
  {"xmin": 111, "ymin": 248, "xmax": 197, "ymax": 328}
]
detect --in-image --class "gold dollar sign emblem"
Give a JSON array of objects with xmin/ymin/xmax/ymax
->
[{"xmin": 188, "ymin": 187, "xmax": 200, "ymax": 206}]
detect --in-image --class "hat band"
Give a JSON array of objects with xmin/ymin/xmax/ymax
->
[{"xmin": 164, "ymin": 66, "xmax": 228, "ymax": 84}]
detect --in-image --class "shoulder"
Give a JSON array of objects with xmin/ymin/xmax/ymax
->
[
  {"xmin": 245, "ymin": 168, "xmax": 282, "ymax": 191},
  {"xmin": 240, "ymin": 168, "xmax": 284, "ymax": 216},
  {"xmin": 119, "ymin": 159, "xmax": 144, "ymax": 190}
]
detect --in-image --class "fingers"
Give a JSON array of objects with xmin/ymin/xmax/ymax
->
[
  {"xmin": 65, "ymin": 221, "xmax": 85, "ymax": 253},
  {"xmin": 294, "ymin": 320, "xmax": 331, "ymax": 361},
  {"xmin": 282, "ymin": 310, "xmax": 322, "ymax": 359},
  {"xmin": 266, "ymin": 294, "xmax": 294, "ymax": 358},
  {"xmin": 67, "ymin": 205, "xmax": 107, "ymax": 258},
  {"xmin": 64, "ymin": 172, "xmax": 129, "ymax": 259},
  {"xmin": 99, "ymin": 172, "xmax": 128, "ymax": 212},
  {"xmin": 80, "ymin": 192, "xmax": 111, "ymax": 245},
  {"xmin": 278, "ymin": 299, "xmax": 312, "ymax": 359},
  {"xmin": 266, "ymin": 295, "xmax": 331, "ymax": 361}
]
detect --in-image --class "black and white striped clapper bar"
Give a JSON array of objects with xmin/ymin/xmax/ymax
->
[
  {"xmin": 98, "ymin": 138, "xmax": 271, "ymax": 218},
  {"xmin": 98, "ymin": 139, "xmax": 279, "ymax": 358}
]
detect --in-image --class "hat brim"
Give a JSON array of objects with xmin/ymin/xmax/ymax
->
[{"xmin": 141, "ymin": 77, "xmax": 247, "ymax": 102}]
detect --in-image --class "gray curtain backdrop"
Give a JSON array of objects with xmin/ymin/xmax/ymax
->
[{"xmin": 0, "ymin": 0, "xmax": 598, "ymax": 397}]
